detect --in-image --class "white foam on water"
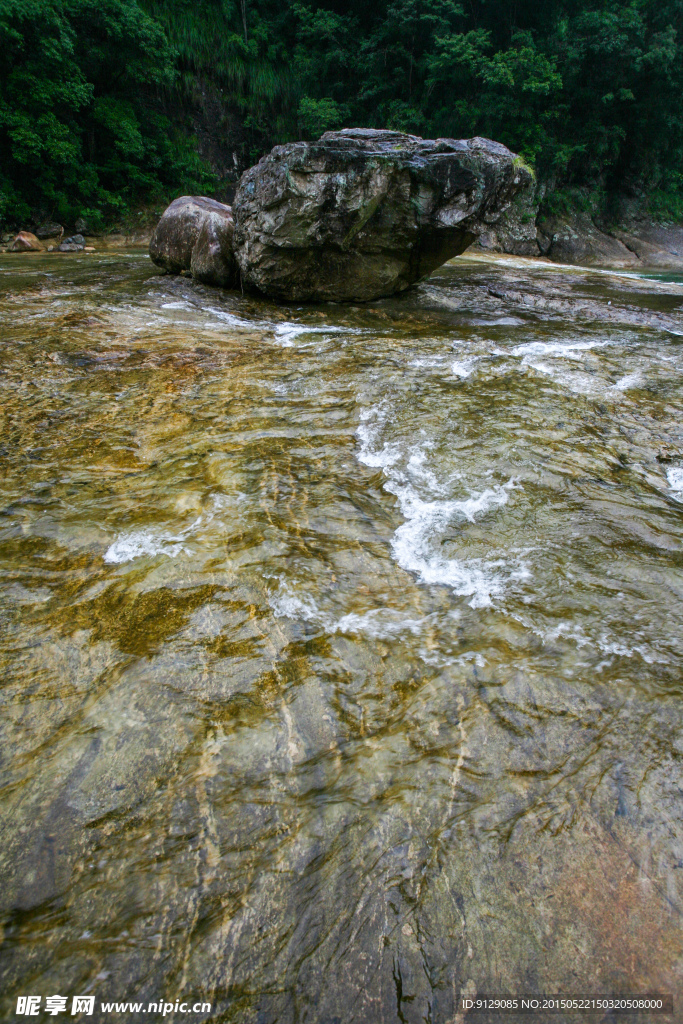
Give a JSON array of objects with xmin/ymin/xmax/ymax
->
[
  {"xmin": 595, "ymin": 633, "xmax": 666, "ymax": 665},
  {"xmin": 355, "ymin": 404, "xmax": 523, "ymax": 607},
  {"xmin": 451, "ymin": 358, "xmax": 477, "ymax": 378},
  {"xmin": 611, "ymin": 371, "xmax": 642, "ymax": 391},
  {"xmin": 524, "ymin": 361, "xmax": 603, "ymax": 396},
  {"xmin": 388, "ymin": 485, "xmax": 519, "ymax": 607},
  {"xmin": 334, "ymin": 609, "xmax": 426, "ymax": 638},
  {"xmin": 103, "ymin": 529, "xmax": 187, "ymax": 564},
  {"xmin": 273, "ymin": 323, "xmax": 358, "ymax": 347},
  {"xmin": 409, "ymin": 355, "xmax": 448, "ymax": 369},
  {"xmin": 509, "ymin": 339, "xmax": 614, "ymax": 395},
  {"xmin": 268, "ymin": 582, "xmax": 426, "ymax": 638},
  {"xmin": 103, "ymin": 511, "xmax": 209, "ymax": 564},
  {"xmin": 515, "ymin": 611, "xmax": 667, "ymax": 666},
  {"xmin": 541, "ymin": 620, "xmax": 591, "ymax": 647},
  {"xmin": 268, "ymin": 587, "xmax": 321, "ymax": 623},
  {"xmin": 512, "ymin": 338, "xmax": 609, "ymax": 362},
  {"xmin": 667, "ymin": 466, "xmax": 683, "ymax": 501},
  {"xmin": 355, "ymin": 410, "xmax": 403, "ymax": 470}
]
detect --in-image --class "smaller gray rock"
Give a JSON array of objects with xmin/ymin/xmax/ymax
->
[
  {"xmin": 63, "ymin": 234, "xmax": 85, "ymax": 246},
  {"xmin": 150, "ymin": 196, "xmax": 239, "ymax": 290},
  {"xmin": 35, "ymin": 222, "xmax": 64, "ymax": 240},
  {"xmin": 190, "ymin": 211, "xmax": 239, "ymax": 288},
  {"xmin": 58, "ymin": 241, "xmax": 84, "ymax": 252}
]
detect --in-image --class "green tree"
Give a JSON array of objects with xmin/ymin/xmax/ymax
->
[
  {"xmin": 4, "ymin": 0, "xmax": 683, "ymax": 228},
  {"xmin": 0, "ymin": 0, "xmax": 214, "ymax": 226}
]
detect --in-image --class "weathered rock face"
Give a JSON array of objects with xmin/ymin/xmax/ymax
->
[
  {"xmin": 475, "ymin": 182, "xmax": 544, "ymax": 257},
  {"xmin": 149, "ymin": 196, "xmax": 239, "ymax": 288},
  {"xmin": 538, "ymin": 212, "xmax": 640, "ymax": 268},
  {"xmin": 10, "ymin": 231, "xmax": 43, "ymax": 252},
  {"xmin": 189, "ymin": 212, "xmax": 238, "ymax": 288},
  {"xmin": 232, "ymin": 128, "xmax": 533, "ymax": 302},
  {"xmin": 58, "ymin": 234, "xmax": 85, "ymax": 253},
  {"xmin": 35, "ymin": 222, "xmax": 63, "ymax": 240}
]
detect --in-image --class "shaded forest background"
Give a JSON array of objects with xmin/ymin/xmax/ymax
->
[{"xmin": 2, "ymin": 0, "xmax": 683, "ymax": 229}]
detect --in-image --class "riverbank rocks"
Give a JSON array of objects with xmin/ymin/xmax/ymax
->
[
  {"xmin": 10, "ymin": 231, "xmax": 43, "ymax": 252},
  {"xmin": 35, "ymin": 222, "xmax": 63, "ymax": 241},
  {"xmin": 149, "ymin": 196, "xmax": 239, "ymax": 288},
  {"xmin": 58, "ymin": 234, "xmax": 85, "ymax": 252},
  {"xmin": 538, "ymin": 212, "xmax": 640, "ymax": 268},
  {"xmin": 232, "ymin": 128, "xmax": 533, "ymax": 301}
]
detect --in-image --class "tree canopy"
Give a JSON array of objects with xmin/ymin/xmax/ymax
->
[{"xmin": 2, "ymin": 0, "xmax": 683, "ymax": 227}]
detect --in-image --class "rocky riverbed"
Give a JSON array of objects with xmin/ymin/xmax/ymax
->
[{"xmin": 0, "ymin": 248, "xmax": 682, "ymax": 1023}]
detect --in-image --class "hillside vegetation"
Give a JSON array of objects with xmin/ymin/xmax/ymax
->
[{"xmin": 2, "ymin": 0, "xmax": 683, "ymax": 228}]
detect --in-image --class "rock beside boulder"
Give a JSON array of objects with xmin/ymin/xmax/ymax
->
[
  {"xmin": 475, "ymin": 183, "xmax": 543, "ymax": 257},
  {"xmin": 149, "ymin": 196, "xmax": 239, "ymax": 288},
  {"xmin": 538, "ymin": 212, "xmax": 640, "ymax": 268},
  {"xmin": 606, "ymin": 227, "xmax": 683, "ymax": 269},
  {"xmin": 10, "ymin": 231, "xmax": 44, "ymax": 252},
  {"xmin": 232, "ymin": 128, "xmax": 533, "ymax": 301},
  {"xmin": 189, "ymin": 215, "xmax": 237, "ymax": 288},
  {"xmin": 58, "ymin": 234, "xmax": 85, "ymax": 252},
  {"xmin": 35, "ymin": 222, "xmax": 64, "ymax": 240}
]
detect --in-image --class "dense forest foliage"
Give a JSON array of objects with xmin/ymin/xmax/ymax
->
[{"xmin": 2, "ymin": 0, "xmax": 683, "ymax": 228}]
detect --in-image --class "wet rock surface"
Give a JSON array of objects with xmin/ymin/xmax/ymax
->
[
  {"xmin": 474, "ymin": 182, "xmax": 542, "ymax": 257},
  {"xmin": 538, "ymin": 212, "xmax": 640, "ymax": 268},
  {"xmin": 0, "ymin": 250, "xmax": 681, "ymax": 1023},
  {"xmin": 232, "ymin": 128, "xmax": 533, "ymax": 301},
  {"xmin": 149, "ymin": 195, "xmax": 239, "ymax": 287},
  {"xmin": 476, "ymin": 194, "xmax": 683, "ymax": 270},
  {"xmin": 190, "ymin": 210, "xmax": 240, "ymax": 289}
]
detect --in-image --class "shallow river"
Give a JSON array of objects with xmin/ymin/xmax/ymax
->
[{"xmin": 1, "ymin": 250, "xmax": 682, "ymax": 1023}]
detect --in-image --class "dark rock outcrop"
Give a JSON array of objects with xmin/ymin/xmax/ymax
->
[
  {"xmin": 538, "ymin": 212, "xmax": 640, "ymax": 268},
  {"xmin": 149, "ymin": 196, "xmax": 239, "ymax": 288},
  {"xmin": 232, "ymin": 128, "xmax": 533, "ymax": 301},
  {"xmin": 475, "ymin": 182, "xmax": 543, "ymax": 257},
  {"xmin": 35, "ymin": 222, "xmax": 63, "ymax": 240},
  {"xmin": 606, "ymin": 226, "xmax": 683, "ymax": 269},
  {"xmin": 57, "ymin": 234, "xmax": 85, "ymax": 253}
]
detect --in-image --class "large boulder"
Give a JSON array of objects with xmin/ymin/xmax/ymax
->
[
  {"xmin": 232, "ymin": 128, "xmax": 533, "ymax": 301},
  {"xmin": 149, "ymin": 196, "xmax": 239, "ymax": 288},
  {"xmin": 10, "ymin": 231, "xmax": 44, "ymax": 252}
]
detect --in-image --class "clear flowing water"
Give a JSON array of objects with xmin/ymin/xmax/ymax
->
[{"xmin": 1, "ymin": 250, "xmax": 682, "ymax": 1023}]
